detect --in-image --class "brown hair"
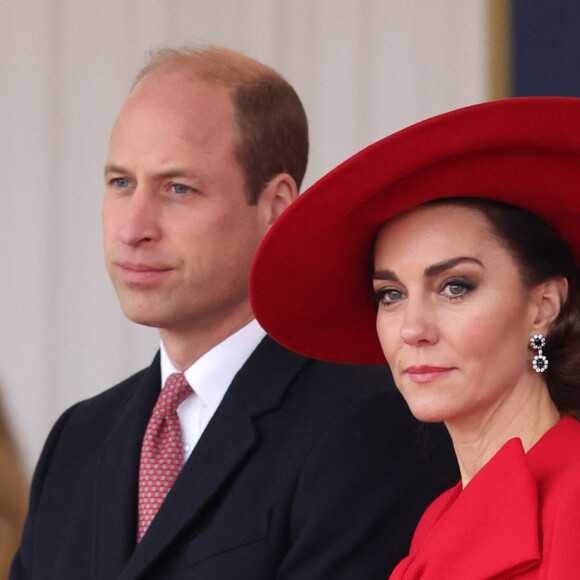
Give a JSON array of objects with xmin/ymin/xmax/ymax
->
[
  {"xmin": 134, "ymin": 46, "xmax": 309, "ymax": 204},
  {"xmin": 425, "ymin": 197, "xmax": 580, "ymax": 419}
]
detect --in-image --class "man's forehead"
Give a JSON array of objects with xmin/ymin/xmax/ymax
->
[
  {"xmin": 106, "ymin": 72, "xmax": 241, "ymax": 177},
  {"xmin": 113, "ymin": 75, "xmax": 236, "ymax": 138},
  {"xmin": 129, "ymin": 69, "xmax": 230, "ymax": 104}
]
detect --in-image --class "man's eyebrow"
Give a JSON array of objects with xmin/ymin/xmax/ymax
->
[
  {"xmin": 104, "ymin": 163, "xmax": 126, "ymax": 176},
  {"xmin": 156, "ymin": 168, "xmax": 206, "ymax": 181},
  {"xmin": 373, "ymin": 257, "xmax": 483, "ymax": 282},
  {"xmin": 103, "ymin": 165, "xmax": 205, "ymax": 182}
]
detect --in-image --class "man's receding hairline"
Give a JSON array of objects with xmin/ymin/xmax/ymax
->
[{"xmin": 131, "ymin": 46, "xmax": 286, "ymax": 93}]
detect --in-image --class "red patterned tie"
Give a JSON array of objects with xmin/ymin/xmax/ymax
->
[{"xmin": 137, "ymin": 372, "xmax": 192, "ymax": 543}]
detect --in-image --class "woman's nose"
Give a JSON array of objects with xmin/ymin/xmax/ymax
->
[{"xmin": 399, "ymin": 297, "xmax": 438, "ymax": 346}]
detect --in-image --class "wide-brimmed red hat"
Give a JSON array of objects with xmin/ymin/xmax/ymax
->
[{"xmin": 250, "ymin": 97, "xmax": 580, "ymax": 365}]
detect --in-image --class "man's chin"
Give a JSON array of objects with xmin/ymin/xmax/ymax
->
[{"xmin": 119, "ymin": 304, "xmax": 166, "ymax": 329}]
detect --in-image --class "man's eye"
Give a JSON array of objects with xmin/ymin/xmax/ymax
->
[
  {"xmin": 113, "ymin": 178, "xmax": 131, "ymax": 188},
  {"xmin": 171, "ymin": 184, "xmax": 191, "ymax": 194}
]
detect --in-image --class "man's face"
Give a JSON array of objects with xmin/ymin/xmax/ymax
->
[{"xmin": 103, "ymin": 72, "xmax": 269, "ymax": 336}]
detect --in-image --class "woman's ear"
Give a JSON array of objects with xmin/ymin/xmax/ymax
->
[
  {"xmin": 258, "ymin": 173, "xmax": 298, "ymax": 226},
  {"xmin": 531, "ymin": 277, "xmax": 569, "ymax": 333}
]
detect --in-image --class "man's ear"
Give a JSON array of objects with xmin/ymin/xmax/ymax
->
[
  {"xmin": 531, "ymin": 277, "xmax": 568, "ymax": 333},
  {"xmin": 258, "ymin": 173, "xmax": 298, "ymax": 226}
]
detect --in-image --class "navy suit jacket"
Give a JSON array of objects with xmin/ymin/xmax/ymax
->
[{"xmin": 11, "ymin": 337, "xmax": 457, "ymax": 579}]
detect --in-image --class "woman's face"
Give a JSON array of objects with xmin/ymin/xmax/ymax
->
[{"xmin": 373, "ymin": 204, "xmax": 541, "ymax": 428}]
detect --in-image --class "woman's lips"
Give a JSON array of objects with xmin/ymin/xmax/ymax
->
[{"xmin": 404, "ymin": 365, "xmax": 454, "ymax": 384}]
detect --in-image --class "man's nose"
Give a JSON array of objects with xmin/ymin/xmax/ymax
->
[{"xmin": 117, "ymin": 188, "xmax": 162, "ymax": 246}]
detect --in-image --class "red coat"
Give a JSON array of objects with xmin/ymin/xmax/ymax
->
[{"xmin": 390, "ymin": 415, "xmax": 580, "ymax": 579}]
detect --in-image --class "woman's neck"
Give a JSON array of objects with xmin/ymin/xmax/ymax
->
[{"xmin": 447, "ymin": 380, "xmax": 561, "ymax": 487}]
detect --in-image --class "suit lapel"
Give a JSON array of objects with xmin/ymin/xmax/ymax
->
[
  {"xmin": 94, "ymin": 355, "xmax": 162, "ymax": 578},
  {"xmin": 119, "ymin": 337, "xmax": 309, "ymax": 579}
]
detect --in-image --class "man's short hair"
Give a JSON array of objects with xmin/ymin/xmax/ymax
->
[{"xmin": 134, "ymin": 46, "xmax": 309, "ymax": 204}]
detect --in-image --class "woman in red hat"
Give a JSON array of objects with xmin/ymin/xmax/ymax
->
[{"xmin": 250, "ymin": 97, "xmax": 580, "ymax": 578}]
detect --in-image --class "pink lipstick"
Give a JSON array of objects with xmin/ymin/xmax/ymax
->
[{"xmin": 405, "ymin": 365, "xmax": 453, "ymax": 384}]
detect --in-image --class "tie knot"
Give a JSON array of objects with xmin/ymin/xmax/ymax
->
[{"xmin": 155, "ymin": 373, "xmax": 191, "ymax": 417}]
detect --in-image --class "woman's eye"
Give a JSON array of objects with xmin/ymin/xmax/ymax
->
[
  {"xmin": 374, "ymin": 287, "xmax": 403, "ymax": 305},
  {"xmin": 445, "ymin": 283, "xmax": 465, "ymax": 296},
  {"xmin": 441, "ymin": 278, "xmax": 475, "ymax": 299}
]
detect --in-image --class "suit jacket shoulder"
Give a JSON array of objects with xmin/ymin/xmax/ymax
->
[{"xmin": 11, "ymin": 339, "xmax": 458, "ymax": 580}]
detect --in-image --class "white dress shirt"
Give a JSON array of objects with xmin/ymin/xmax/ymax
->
[{"xmin": 160, "ymin": 319, "xmax": 266, "ymax": 461}]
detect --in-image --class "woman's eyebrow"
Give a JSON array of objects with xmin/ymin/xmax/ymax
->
[
  {"xmin": 424, "ymin": 256, "xmax": 484, "ymax": 277},
  {"xmin": 372, "ymin": 268, "xmax": 398, "ymax": 282},
  {"xmin": 373, "ymin": 256, "xmax": 483, "ymax": 282}
]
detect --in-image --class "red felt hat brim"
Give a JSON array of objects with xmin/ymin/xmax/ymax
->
[{"xmin": 250, "ymin": 97, "xmax": 580, "ymax": 365}]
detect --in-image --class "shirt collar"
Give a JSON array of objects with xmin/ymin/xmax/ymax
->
[{"xmin": 160, "ymin": 320, "xmax": 266, "ymax": 409}]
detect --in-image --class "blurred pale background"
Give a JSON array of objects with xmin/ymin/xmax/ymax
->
[{"xmin": 0, "ymin": 0, "xmax": 503, "ymax": 475}]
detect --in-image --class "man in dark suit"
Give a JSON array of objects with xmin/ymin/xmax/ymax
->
[{"xmin": 11, "ymin": 47, "xmax": 457, "ymax": 579}]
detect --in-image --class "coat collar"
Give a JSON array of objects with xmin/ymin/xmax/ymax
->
[
  {"xmin": 94, "ymin": 337, "xmax": 308, "ymax": 579},
  {"xmin": 392, "ymin": 437, "xmax": 541, "ymax": 579},
  {"xmin": 94, "ymin": 354, "xmax": 162, "ymax": 577}
]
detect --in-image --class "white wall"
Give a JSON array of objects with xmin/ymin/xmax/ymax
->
[{"xmin": 0, "ymin": 0, "xmax": 490, "ymax": 474}]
